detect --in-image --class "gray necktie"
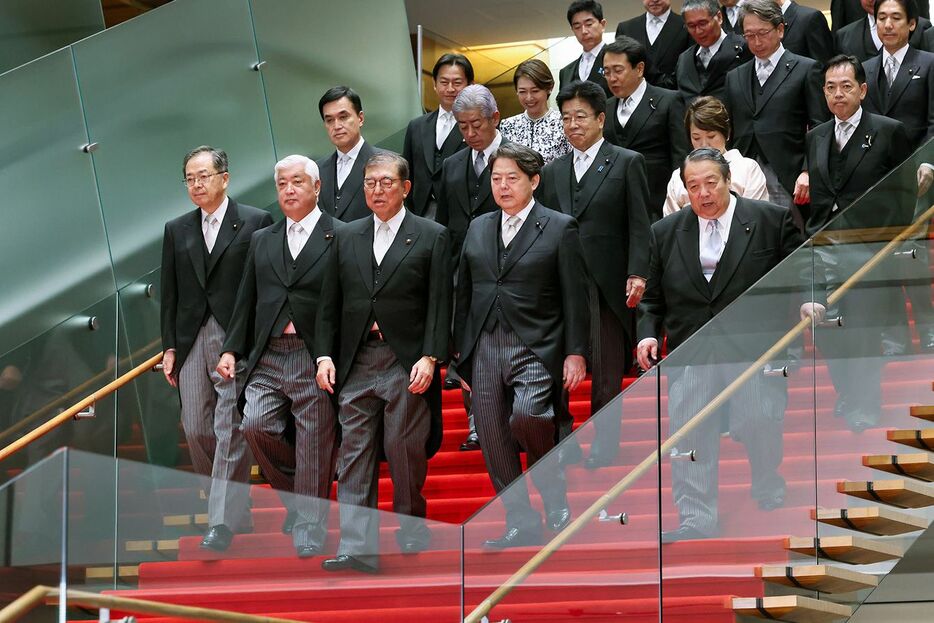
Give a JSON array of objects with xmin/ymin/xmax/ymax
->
[
  {"xmin": 574, "ymin": 152, "xmax": 590, "ymax": 182},
  {"xmin": 579, "ymin": 52, "xmax": 594, "ymax": 81},
  {"xmin": 474, "ymin": 150, "xmax": 486, "ymax": 177},
  {"xmin": 757, "ymin": 59, "xmax": 772, "ymax": 86},
  {"xmin": 337, "ymin": 154, "xmax": 352, "ymax": 188},
  {"xmin": 374, "ymin": 221, "xmax": 392, "ymax": 264},
  {"xmin": 698, "ymin": 46, "xmax": 712, "ymax": 69},
  {"xmin": 203, "ymin": 215, "xmax": 219, "ymax": 253},
  {"xmin": 502, "ymin": 215, "xmax": 521, "ymax": 247},
  {"xmin": 885, "ymin": 55, "xmax": 899, "ymax": 88},
  {"xmin": 699, "ymin": 219, "xmax": 722, "ymax": 281},
  {"xmin": 835, "ymin": 121, "xmax": 852, "ymax": 151},
  {"xmin": 287, "ymin": 222, "xmax": 304, "ymax": 260}
]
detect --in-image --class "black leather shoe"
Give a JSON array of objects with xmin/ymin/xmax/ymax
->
[
  {"xmin": 546, "ymin": 507, "xmax": 571, "ymax": 532},
  {"xmin": 558, "ymin": 443, "xmax": 583, "ymax": 467},
  {"xmin": 281, "ymin": 510, "xmax": 297, "ymax": 535},
  {"xmin": 296, "ymin": 545, "xmax": 322, "ymax": 558},
  {"xmin": 483, "ymin": 526, "xmax": 543, "ymax": 548},
  {"xmin": 200, "ymin": 525, "xmax": 234, "ymax": 551},
  {"xmin": 442, "ymin": 377, "xmax": 461, "ymax": 390},
  {"xmin": 459, "ymin": 434, "xmax": 480, "ymax": 451},
  {"xmin": 400, "ymin": 539, "xmax": 429, "ymax": 555},
  {"xmin": 757, "ymin": 494, "xmax": 784, "ymax": 511},
  {"xmin": 833, "ymin": 395, "xmax": 847, "ymax": 419},
  {"xmin": 321, "ymin": 554, "xmax": 378, "ymax": 574},
  {"xmin": 583, "ymin": 453, "xmax": 613, "ymax": 470},
  {"xmin": 661, "ymin": 526, "xmax": 713, "ymax": 544},
  {"xmin": 921, "ymin": 333, "xmax": 934, "ymax": 353},
  {"xmin": 849, "ymin": 419, "xmax": 871, "ymax": 434}
]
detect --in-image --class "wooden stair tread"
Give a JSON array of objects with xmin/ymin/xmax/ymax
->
[
  {"xmin": 784, "ymin": 536, "xmax": 903, "ymax": 564},
  {"xmin": 863, "ymin": 453, "xmax": 934, "ymax": 482},
  {"xmin": 162, "ymin": 513, "xmax": 208, "ymax": 528},
  {"xmin": 910, "ymin": 405, "xmax": 934, "ymax": 422},
  {"xmin": 732, "ymin": 595, "xmax": 852, "ymax": 622},
  {"xmin": 811, "ymin": 506, "xmax": 929, "ymax": 535},
  {"xmin": 887, "ymin": 429, "xmax": 934, "ymax": 451},
  {"xmin": 837, "ymin": 479, "xmax": 934, "ymax": 508},
  {"xmin": 85, "ymin": 565, "xmax": 139, "ymax": 580},
  {"xmin": 125, "ymin": 539, "xmax": 180, "ymax": 552},
  {"xmin": 756, "ymin": 564, "xmax": 878, "ymax": 593}
]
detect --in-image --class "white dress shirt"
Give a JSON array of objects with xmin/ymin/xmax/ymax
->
[
  {"xmin": 882, "ymin": 44, "xmax": 910, "ymax": 85},
  {"xmin": 435, "ymin": 107, "xmax": 455, "ymax": 150},
  {"xmin": 572, "ymin": 138, "xmax": 605, "ymax": 182},
  {"xmin": 285, "ymin": 207, "xmax": 322, "ymax": 259},
  {"xmin": 664, "ymin": 150, "xmax": 769, "ymax": 216},
  {"xmin": 617, "ymin": 79, "xmax": 648, "ymax": 128},
  {"xmin": 756, "ymin": 44, "xmax": 785, "ymax": 86},
  {"xmin": 579, "ymin": 42, "xmax": 605, "ymax": 81},
  {"xmin": 645, "ymin": 9, "xmax": 670, "ymax": 45},
  {"xmin": 697, "ymin": 29, "xmax": 728, "ymax": 65},
  {"xmin": 867, "ymin": 15, "xmax": 883, "ymax": 51},
  {"xmin": 201, "ymin": 196, "xmax": 229, "ymax": 253},
  {"xmin": 835, "ymin": 106, "xmax": 863, "ymax": 151},
  {"xmin": 472, "ymin": 130, "xmax": 503, "ymax": 175},
  {"xmin": 373, "ymin": 206, "xmax": 406, "ymax": 265},
  {"xmin": 336, "ymin": 137, "xmax": 365, "ymax": 189},
  {"xmin": 501, "ymin": 198, "xmax": 535, "ymax": 246}
]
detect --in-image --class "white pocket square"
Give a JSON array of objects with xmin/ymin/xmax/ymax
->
[{"xmin": 912, "ymin": 74, "xmax": 922, "ymax": 80}]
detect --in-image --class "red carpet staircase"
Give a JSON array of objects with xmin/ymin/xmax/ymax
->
[{"xmin": 92, "ymin": 357, "xmax": 934, "ymax": 623}]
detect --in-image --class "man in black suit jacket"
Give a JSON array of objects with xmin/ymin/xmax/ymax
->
[
  {"xmin": 160, "ymin": 146, "xmax": 273, "ymax": 551},
  {"xmin": 719, "ymin": 0, "xmax": 742, "ymax": 34},
  {"xmin": 615, "ymin": 0, "xmax": 692, "ymax": 90},
  {"xmin": 454, "ymin": 143, "xmax": 589, "ymax": 548},
  {"xmin": 835, "ymin": 0, "xmax": 930, "ymax": 33},
  {"xmin": 218, "ymin": 155, "xmax": 339, "ymax": 559},
  {"xmin": 402, "ymin": 54, "xmax": 473, "ymax": 220},
  {"xmin": 602, "ymin": 36, "xmax": 690, "ymax": 222},
  {"xmin": 637, "ymin": 148, "xmax": 824, "ymax": 542},
  {"xmin": 559, "ymin": 1, "xmax": 612, "ymax": 97},
  {"xmin": 677, "ymin": 0, "xmax": 752, "ymax": 105},
  {"xmin": 805, "ymin": 55, "xmax": 913, "ymax": 431},
  {"xmin": 316, "ymin": 152, "xmax": 450, "ymax": 574},
  {"xmin": 725, "ymin": 0, "xmax": 830, "ymax": 227},
  {"xmin": 834, "ymin": 0, "xmax": 932, "ymax": 63},
  {"xmin": 778, "ymin": 0, "xmax": 835, "ymax": 64},
  {"xmin": 537, "ymin": 80, "xmax": 651, "ymax": 469},
  {"xmin": 316, "ymin": 86, "xmax": 378, "ymax": 222}
]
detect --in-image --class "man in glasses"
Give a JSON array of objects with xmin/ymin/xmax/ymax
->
[
  {"xmin": 160, "ymin": 145, "xmax": 273, "ymax": 551},
  {"xmin": 676, "ymin": 0, "xmax": 751, "ymax": 105},
  {"xmin": 316, "ymin": 152, "xmax": 450, "ymax": 574}
]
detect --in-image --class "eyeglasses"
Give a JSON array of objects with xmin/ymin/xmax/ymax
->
[
  {"xmin": 363, "ymin": 177, "xmax": 400, "ymax": 190},
  {"xmin": 561, "ymin": 113, "xmax": 596, "ymax": 125},
  {"xmin": 743, "ymin": 27, "xmax": 777, "ymax": 42},
  {"xmin": 183, "ymin": 171, "xmax": 226, "ymax": 187},
  {"xmin": 685, "ymin": 18, "xmax": 715, "ymax": 32}
]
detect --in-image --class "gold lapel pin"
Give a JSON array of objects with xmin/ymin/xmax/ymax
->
[{"xmin": 405, "ymin": 238, "xmax": 412, "ymax": 245}]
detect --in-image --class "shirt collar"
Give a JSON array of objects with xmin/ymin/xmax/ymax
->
[
  {"xmin": 759, "ymin": 44, "xmax": 786, "ymax": 68},
  {"xmin": 572, "ymin": 137, "xmax": 605, "ymax": 163},
  {"xmin": 883, "ymin": 44, "xmax": 910, "ymax": 66},
  {"xmin": 201, "ymin": 195, "xmax": 229, "ymax": 224},
  {"xmin": 473, "ymin": 130, "xmax": 503, "ymax": 163},
  {"xmin": 620, "ymin": 78, "xmax": 648, "ymax": 108},
  {"xmin": 867, "ymin": 14, "xmax": 876, "ymax": 28},
  {"xmin": 338, "ymin": 136, "xmax": 365, "ymax": 160},
  {"xmin": 374, "ymin": 206, "xmax": 406, "ymax": 235},
  {"xmin": 583, "ymin": 41, "xmax": 605, "ymax": 59},
  {"xmin": 502, "ymin": 197, "xmax": 536, "ymax": 226},
  {"xmin": 697, "ymin": 193, "xmax": 737, "ymax": 233},
  {"xmin": 287, "ymin": 205, "xmax": 322, "ymax": 234},
  {"xmin": 698, "ymin": 29, "xmax": 728, "ymax": 58},
  {"xmin": 836, "ymin": 106, "xmax": 862, "ymax": 128},
  {"xmin": 779, "ymin": 0, "xmax": 790, "ymax": 14},
  {"xmin": 646, "ymin": 9, "xmax": 670, "ymax": 24}
]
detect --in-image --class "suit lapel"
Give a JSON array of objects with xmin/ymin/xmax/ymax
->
[
  {"xmin": 335, "ymin": 142, "xmax": 371, "ymax": 218},
  {"xmin": 708, "ymin": 35, "xmax": 742, "ymax": 80},
  {"xmin": 621, "ymin": 90, "xmax": 656, "ymax": 145},
  {"xmin": 264, "ymin": 219, "xmax": 289, "ymax": 287},
  {"xmin": 421, "ymin": 110, "xmax": 440, "ymax": 174},
  {"xmin": 709, "ymin": 198, "xmax": 755, "ymax": 301},
  {"xmin": 574, "ymin": 142, "xmax": 617, "ymax": 219},
  {"xmin": 652, "ymin": 15, "xmax": 679, "ymax": 57},
  {"xmin": 553, "ymin": 153, "xmax": 574, "ymax": 216},
  {"xmin": 675, "ymin": 214, "xmax": 710, "ymax": 300},
  {"xmin": 184, "ymin": 210, "xmax": 207, "ymax": 289},
  {"xmin": 756, "ymin": 52, "xmax": 797, "ymax": 114},
  {"xmin": 814, "ymin": 123, "xmax": 834, "ymax": 190},
  {"xmin": 290, "ymin": 213, "xmax": 335, "ymax": 284},
  {"xmin": 887, "ymin": 50, "xmax": 920, "ymax": 113},
  {"xmin": 474, "ymin": 166, "xmax": 493, "ymax": 211},
  {"xmin": 738, "ymin": 61, "xmax": 756, "ymax": 112},
  {"xmin": 454, "ymin": 152, "xmax": 473, "ymax": 217},
  {"xmin": 319, "ymin": 153, "xmax": 338, "ymax": 215},
  {"xmin": 588, "ymin": 49, "xmax": 606, "ymax": 83},
  {"xmin": 206, "ymin": 199, "xmax": 243, "ymax": 276},
  {"xmin": 783, "ymin": 2, "xmax": 799, "ymax": 33},
  {"xmin": 865, "ymin": 58, "xmax": 885, "ymax": 110},
  {"xmin": 682, "ymin": 46, "xmax": 703, "ymax": 92},
  {"xmin": 484, "ymin": 212, "xmax": 501, "ymax": 276},
  {"xmin": 861, "ymin": 20, "xmax": 879, "ymax": 59},
  {"xmin": 353, "ymin": 221, "xmax": 375, "ymax": 295},
  {"xmin": 838, "ymin": 115, "xmax": 876, "ymax": 189},
  {"xmin": 440, "ymin": 120, "xmax": 465, "ymax": 158},
  {"xmin": 373, "ymin": 212, "xmax": 420, "ymax": 295},
  {"xmin": 500, "ymin": 204, "xmax": 548, "ymax": 277}
]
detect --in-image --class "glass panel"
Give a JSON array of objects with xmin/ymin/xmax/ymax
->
[
  {"xmin": 0, "ymin": 295, "xmax": 118, "ymax": 486},
  {"xmin": 58, "ymin": 450, "xmax": 462, "ymax": 621},
  {"xmin": 655, "ymin": 235, "xmax": 820, "ymax": 617},
  {"xmin": 0, "ymin": 450, "xmax": 65, "ymax": 617},
  {"xmin": 463, "ymin": 371, "xmax": 661, "ymax": 621},
  {"xmin": 0, "ymin": 48, "xmax": 114, "ymax": 357},
  {"xmin": 251, "ymin": 0, "xmax": 422, "ymax": 159},
  {"xmin": 71, "ymin": 0, "xmax": 276, "ymax": 288},
  {"xmin": 0, "ymin": 0, "xmax": 103, "ymax": 74}
]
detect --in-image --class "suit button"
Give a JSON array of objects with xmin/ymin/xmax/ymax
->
[
  {"xmin": 371, "ymin": 297, "xmax": 377, "ymax": 303},
  {"xmin": 497, "ymin": 280, "xmax": 502, "ymax": 286},
  {"xmin": 376, "ymin": 269, "xmax": 381, "ymax": 275},
  {"xmin": 286, "ymin": 286, "xmax": 292, "ymax": 292},
  {"xmin": 292, "ymin": 262, "xmax": 297, "ymax": 268},
  {"xmin": 374, "ymin": 280, "xmax": 379, "ymax": 285}
]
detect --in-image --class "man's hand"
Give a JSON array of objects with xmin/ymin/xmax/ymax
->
[
  {"xmin": 0, "ymin": 365, "xmax": 22, "ymax": 391},
  {"xmin": 626, "ymin": 276, "xmax": 646, "ymax": 308},
  {"xmin": 918, "ymin": 164, "xmax": 934, "ymax": 196},
  {"xmin": 162, "ymin": 350, "xmax": 178, "ymax": 388},
  {"xmin": 793, "ymin": 171, "xmax": 810, "ymax": 205},
  {"xmin": 563, "ymin": 354, "xmax": 586, "ymax": 391},
  {"xmin": 316, "ymin": 359, "xmax": 337, "ymax": 394},
  {"xmin": 408, "ymin": 356, "xmax": 435, "ymax": 394},
  {"xmin": 636, "ymin": 338, "xmax": 659, "ymax": 371},
  {"xmin": 216, "ymin": 352, "xmax": 237, "ymax": 380},
  {"xmin": 800, "ymin": 302, "xmax": 827, "ymax": 324}
]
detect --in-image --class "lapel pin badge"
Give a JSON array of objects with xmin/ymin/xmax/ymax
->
[
  {"xmin": 232, "ymin": 223, "xmax": 239, "ymax": 230},
  {"xmin": 325, "ymin": 233, "xmax": 334, "ymax": 240},
  {"xmin": 649, "ymin": 98, "xmax": 657, "ymax": 110},
  {"xmin": 745, "ymin": 227, "xmax": 751, "ymax": 233},
  {"xmin": 405, "ymin": 238, "xmax": 412, "ymax": 245},
  {"xmin": 862, "ymin": 134, "xmax": 873, "ymax": 150}
]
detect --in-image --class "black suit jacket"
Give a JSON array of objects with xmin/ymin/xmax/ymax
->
[
  {"xmin": 537, "ymin": 141, "xmax": 651, "ymax": 334},
  {"xmin": 317, "ymin": 140, "xmax": 379, "ymax": 222},
  {"xmin": 863, "ymin": 46, "xmax": 934, "ymax": 150},
  {"xmin": 437, "ymin": 140, "xmax": 510, "ymax": 266},
  {"xmin": 720, "ymin": 6, "xmax": 739, "ymax": 35},
  {"xmin": 402, "ymin": 109, "xmax": 467, "ymax": 217},
  {"xmin": 834, "ymin": 16, "xmax": 932, "ymax": 63},
  {"xmin": 615, "ymin": 12, "xmax": 692, "ymax": 90},
  {"xmin": 160, "ymin": 199, "xmax": 273, "ymax": 370},
  {"xmin": 782, "ymin": 1, "xmax": 834, "ymax": 64},
  {"xmin": 804, "ymin": 111, "xmax": 912, "ymax": 235},
  {"xmin": 559, "ymin": 47, "xmax": 612, "ymax": 97},
  {"xmin": 603, "ymin": 84, "xmax": 690, "ymax": 221},
  {"xmin": 223, "ymin": 213, "xmax": 339, "ymax": 388},
  {"xmin": 833, "ymin": 0, "xmax": 930, "ymax": 33},
  {"xmin": 676, "ymin": 33, "xmax": 752, "ymax": 104},
  {"xmin": 454, "ymin": 202, "xmax": 589, "ymax": 390},
  {"xmin": 725, "ymin": 50, "xmax": 830, "ymax": 194},
  {"xmin": 638, "ymin": 197, "xmax": 806, "ymax": 359},
  {"xmin": 315, "ymin": 210, "xmax": 451, "ymax": 456}
]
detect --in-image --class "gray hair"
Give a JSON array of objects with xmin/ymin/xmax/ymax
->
[
  {"xmin": 274, "ymin": 154, "xmax": 319, "ymax": 183},
  {"xmin": 739, "ymin": 0, "xmax": 785, "ymax": 27},
  {"xmin": 681, "ymin": 0, "xmax": 719, "ymax": 17},
  {"xmin": 364, "ymin": 151, "xmax": 410, "ymax": 181},
  {"xmin": 679, "ymin": 147, "xmax": 731, "ymax": 184},
  {"xmin": 452, "ymin": 84, "xmax": 499, "ymax": 118},
  {"xmin": 183, "ymin": 145, "xmax": 227, "ymax": 176}
]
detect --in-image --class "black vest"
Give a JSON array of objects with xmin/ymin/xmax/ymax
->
[
  {"xmin": 271, "ymin": 232, "xmax": 300, "ymax": 336},
  {"xmin": 482, "ymin": 222, "xmax": 515, "ymax": 333},
  {"xmin": 828, "ymin": 130, "xmax": 857, "ymax": 192},
  {"xmin": 466, "ymin": 153, "xmax": 487, "ymax": 212},
  {"xmin": 569, "ymin": 158, "xmax": 594, "ymax": 215},
  {"xmin": 695, "ymin": 52, "xmax": 710, "ymax": 88}
]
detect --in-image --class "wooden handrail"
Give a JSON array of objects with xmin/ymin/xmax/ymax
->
[
  {"xmin": 0, "ymin": 585, "xmax": 304, "ymax": 623},
  {"xmin": 0, "ymin": 338, "xmax": 161, "ymax": 446},
  {"xmin": 464, "ymin": 200, "xmax": 934, "ymax": 622},
  {"xmin": 0, "ymin": 352, "xmax": 163, "ymax": 463}
]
